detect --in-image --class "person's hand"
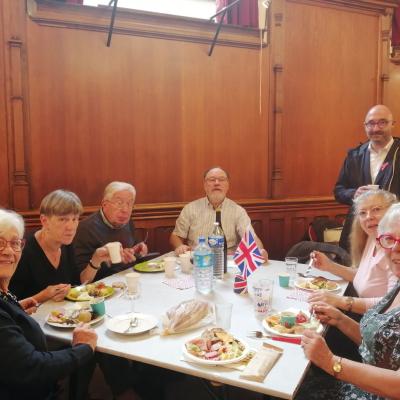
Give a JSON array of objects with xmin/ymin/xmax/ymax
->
[
  {"xmin": 121, "ymin": 247, "xmax": 137, "ymax": 264},
  {"xmin": 310, "ymin": 251, "xmax": 334, "ymax": 272},
  {"xmin": 91, "ymin": 246, "xmax": 111, "ymax": 266},
  {"xmin": 310, "ymin": 301, "xmax": 344, "ymax": 326},
  {"xmin": 308, "ymin": 291, "xmax": 341, "ymax": 309},
  {"xmin": 43, "ymin": 284, "xmax": 71, "ymax": 302},
  {"xmin": 301, "ymin": 330, "xmax": 334, "ymax": 372},
  {"xmin": 19, "ymin": 297, "xmax": 40, "ymax": 314},
  {"xmin": 260, "ymin": 248, "xmax": 269, "ymax": 263},
  {"xmin": 354, "ymin": 185, "xmax": 372, "ymax": 199},
  {"xmin": 72, "ymin": 324, "xmax": 97, "ymax": 352},
  {"xmin": 132, "ymin": 242, "xmax": 148, "ymax": 257},
  {"xmin": 175, "ymin": 244, "xmax": 190, "ymax": 255}
]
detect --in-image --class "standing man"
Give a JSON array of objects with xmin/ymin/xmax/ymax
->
[
  {"xmin": 335, "ymin": 105, "xmax": 400, "ymax": 250},
  {"xmin": 74, "ymin": 181, "xmax": 148, "ymax": 281},
  {"xmin": 170, "ymin": 167, "xmax": 268, "ymax": 260}
]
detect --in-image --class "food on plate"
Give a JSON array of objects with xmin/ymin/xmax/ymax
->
[
  {"xmin": 162, "ymin": 299, "xmax": 213, "ymax": 335},
  {"xmin": 47, "ymin": 308, "xmax": 97, "ymax": 326},
  {"xmin": 297, "ymin": 276, "xmax": 338, "ymax": 291},
  {"xmin": 66, "ymin": 282, "xmax": 113, "ymax": 301},
  {"xmin": 111, "ymin": 281, "xmax": 126, "ymax": 289},
  {"xmin": 265, "ymin": 310, "xmax": 319, "ymax": 334},
  {"xmin": 185, "ymin": 328, "xmax": 245, "ymax": 361}
]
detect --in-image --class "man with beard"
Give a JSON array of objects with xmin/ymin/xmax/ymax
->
[
  {"xmin": 335, "ymin": 105, "xmax": 400, "ymax": 250},
  {"xmin": 170, "ymin": 167, "xmax": 268, "ymax": 260}
]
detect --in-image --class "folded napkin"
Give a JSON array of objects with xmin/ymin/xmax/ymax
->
[
  {"xmin": 240, "ymin": 343, "xmax": 283, "ymax": 382},
  {"xmin": 163, "ymin": 276, "xmax": 195, "ymax": 290}
]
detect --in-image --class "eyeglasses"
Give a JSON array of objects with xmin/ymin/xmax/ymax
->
[
  {"xmin": 205, "ymin": 177, "xmax": 228, "ymax": 183},
  {"xmin": 364, "ymin": 119, "xmax": 392, "ymax": 129},
  {"xmin": 377, "ymin": 234, "xmax": 400, "ymax": 249},
  {"xmin": 108, "ymin": 200, "xmax": 134, "ymax": 210},
  {"xmin": 356, "ymin": 205, "xmax": 386, "ymax": 219},
  {"xmin": 0, "ymin": 238, "xmax": 25, "ymax": 253}
]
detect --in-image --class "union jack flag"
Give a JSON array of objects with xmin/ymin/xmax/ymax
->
[
  {"xmin": 233, "ymin": 274, "xmax": 248, "ymax": 294},
  {"xmin": 233, "ymin": 229, "xmax": 263, "ymax": 281}
]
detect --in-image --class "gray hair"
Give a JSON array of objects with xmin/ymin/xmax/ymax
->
[
  {"xmin": 378, "ymin": 203, "xmax": 400, "ymax": 236},
  {"xmin": 0, "ymin": 209, "xmax": 24, "ymax": 238},
  {"xmin": 203, "ymin": 166, "xmax": 230, "ymax": 180},
  {"xmin": 103, "ymin": 182, "xmax": 136, "ymax": 201},
  {"xmin": 353, "ymin": 189, "xmax": 397, "ymax": 212},
  {"xmin": 40, "ymin": 189, "xmax": 83, "ymax": 216}
]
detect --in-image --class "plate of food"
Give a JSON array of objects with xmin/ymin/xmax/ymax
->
[
  {"xmin": 106, "ymin": 313, "xmax": 158, "ymax": 335},
  {"xmin": 295, "ymin": 276, "xmax": 340, "ymax": 292},
  {"xmin": 263, "ymin": 308, "xmax": 322, "ymax": 338},
  {"xmin": 134, "ymin": 260, "xmax": 165, "ymax": 273},
  {"xmin": 66, "ymin": 282, "xmax": 114, "ymax": 301},
  {"xmin": 183, "ymin": 328, "xmax": 249, "ymax": 365},
  {"xmin": 46, "ymin": 307, "xmax": 104, "ymax": 328}
]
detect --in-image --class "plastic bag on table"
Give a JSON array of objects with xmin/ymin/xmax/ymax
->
[{"xmin": 161, "ymin": 299, "xmax": 214, "ymax": 336}]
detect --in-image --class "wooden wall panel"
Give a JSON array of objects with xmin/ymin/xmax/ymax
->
[
  {"xmin": 385, "ymin": 62, "xmax": 400, "ymax": 121},
  {"xmin": 25, "ymin": 16, "xmax": 269, "ymax": 208},
  {"xmin": 280, "ymin": 1, "xmax": 382, "ymax": 197}
]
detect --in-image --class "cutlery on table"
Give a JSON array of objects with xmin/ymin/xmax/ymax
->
[
  {"xmin": 298, "ymin": 259, "xmax": 314, "ymax": 278},
  {"xmin": 124, "ymin": 317, "xmax": 139, "ymax": 333},
  {"xmin": 248, "ymin": 331, "xmax": 301, "ymax": 345},
  {"xmin": 133, "ymin": 231, "xmax": 149, "ymax": 257}
]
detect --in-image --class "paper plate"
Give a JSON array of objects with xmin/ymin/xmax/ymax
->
[
  {"xmin": 294, "ymin": 278, "xmax": 340, "ymax": 292},
  {"xmin": 263, "ymin": 308, "xmax": 322, "ymax": 338},
  {"xmin": 46, "ymin": 313, "xmax": 104, "ymax": 328},
  {"xmin": 134, "ymin": 260, "xmax": 164, "ymax": 273},
  {"xmin": 182, "ymin": 337, "xmax": 250, "ymax": 365},
  {"xmin": 106, "ymin": 313, "xmax": 158, "ymax": 335}
]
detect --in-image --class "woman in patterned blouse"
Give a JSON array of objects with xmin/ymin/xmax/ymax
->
[{"xmin": 297, "ymin": 202, "xmax": 400, "ymax": 400}]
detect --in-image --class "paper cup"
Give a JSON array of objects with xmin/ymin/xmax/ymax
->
[
  {"xmin": 125, "ymin": 272, "xmax": 140, "ymax": 294},
  {"xmin": 179, "ymin": 253, "xmax": 192, "ymax": 274},
  {"xmin": 164, "ymin": 257, "xmax": 176, "ymax": 278},
  {"xmin": 367, "ymin": 184, "xmax": 379, "ymax": 190},
  {"xmin": 90, "ymin": 297, "xmax": 105, "ymax": 316},
  {"xmin": 279, "ymin": 273, "xmax": 290, "ymax": 288},
  {"xmin": 106, "ymin": 242, "xmax": 122, "ymax": 264}
]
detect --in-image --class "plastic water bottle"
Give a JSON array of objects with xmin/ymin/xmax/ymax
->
[
  {"xmin": 208, "ymin": 222, "xmax": 225, "ymax": 279},
  {"xmin": 194, "ymin": 236, "xmax": 214, "ymax": 294}
]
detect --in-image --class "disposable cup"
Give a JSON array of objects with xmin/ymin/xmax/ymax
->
[
  {"xmin": 125, "ymin": 272, "xmax": 140, "ymax": 294},
  {"xmin": 90, "ymin": 297, "xmax": 105, "ymax": 316},
  {"xmin": 164, "ymin": 256, "xmax": 176, "ymax": 278},
  {"xmin": 252, "ymin": 279, "xmax": 273, "ymax": 316},
  {"xmin": 367, "ymin": 184, "xmax": 379, "ymax": 190},
  {"xmin": 179, "ymin": 253, "xmax": 192, "ymax": 274},
  {"xmin": 215, "ymin": 303, "xmax": 233, "ymax": 330},
  {"xmin": 106, "ymin": 242, "xmax": 122, "ymax": 264},
  {"xmin": 279, "ymin": 273, "xmax": 290, "ymax": 288},
  {"xmin": 285, "ymin": 257, "xmax": 298, "ymax": 286}
]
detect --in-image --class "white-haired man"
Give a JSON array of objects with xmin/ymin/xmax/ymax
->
[{"xmin": 74, "ymin": 181, "xmax": 148, "ymax": 281}]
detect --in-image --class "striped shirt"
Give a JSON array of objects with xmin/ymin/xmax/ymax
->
[{"xmin": 172, "ymin": 197, "xmax": 254, "ymax": 252}]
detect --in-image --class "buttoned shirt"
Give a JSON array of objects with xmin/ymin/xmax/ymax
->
[
  {"xmin": 172, "ymin": 197, "xmax": 254, "ymax": 252},
  {"xmin": 369, "ymin": 137, "xmax": 394, "ymax": 183}
]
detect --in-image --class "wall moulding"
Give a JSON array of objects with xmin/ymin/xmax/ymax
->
[
  {"xmin": 287, "ymin": 0, "xmax": 399, "ymax": 14},
  {"xmin": 27, "ymin": 0, "xmax": 266, "ymax": 50}
]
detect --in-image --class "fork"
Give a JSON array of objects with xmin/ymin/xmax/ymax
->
[
  {"xmin": 298, "ymin": 259, "xmax": 314, "ymax": 278},
  {"xmin": 133, "ymin": 232, "xmax": 149, "ymax": 255},
  {"xmin": 124, "ymin": 317, "xmax": 138, "ymax": 333},
  {"xmin": 248, "ymin": 331, "xmax": 301, "ymax": 345}
]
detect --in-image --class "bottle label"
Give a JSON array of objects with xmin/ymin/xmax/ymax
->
[
  {"xmin": 208, "ymin": 235, "xmax": 224, "ymax": 248},
  {"xmin": 194, "ymin": 254, "xmax": 213, "ymax": 268}
]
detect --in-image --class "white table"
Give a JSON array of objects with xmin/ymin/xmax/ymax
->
[{"xmin": 33, "ymin": 258, "xmax": 348, "ymax": 399}]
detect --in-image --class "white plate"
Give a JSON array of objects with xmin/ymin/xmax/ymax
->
[
  {"xmin": 46, "ymin": 313, "xmax": 104, "ymax": 328},
  {"xmin": 182, "ymin": 337, "xmax": 250, "ymax": 365},
  {"xmin": 106, "ymin": 313, "xmax": 158, "ymax": 335},
  {"xmin": 262, "ymin": 308, "xmax": 322, "ymax": 338},
  {"xmin": 294, "ymin": 278, "xmax": 340, "ymax": 292}
]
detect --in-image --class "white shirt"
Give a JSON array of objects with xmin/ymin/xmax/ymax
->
[{"xmin": 369, "ymin": 137, "xmax": 393, "ymax": 183}]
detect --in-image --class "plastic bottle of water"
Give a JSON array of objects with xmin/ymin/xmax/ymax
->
[
  {"xmin": 194, "ymin": 236, "xmax": 214, "ymax": 294},
  {"xmin": 208, "ymin": 222, "xmax": 225, "ymax": 279}
]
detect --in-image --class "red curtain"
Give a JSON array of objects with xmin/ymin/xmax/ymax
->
[
  {"xmin": 216, "ymin": 0, "xmax": 259, "ymax": 28},
  {"xmin": 393, "ymin": 7, "xmax": 400, "ymax": 47}
]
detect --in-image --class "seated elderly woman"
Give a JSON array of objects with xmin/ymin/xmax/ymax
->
[
  {"xmin": 10, "ymin": 189, "xmax": 114, "ymax": 302},
  {"xmin": 297, "ymin": 202, "xmax": 400, "ymax": 400},
  {"xmin": 8, "ymin": 190, "xmax": 141, "ymax": 400},
  {"xmin": 309, "ymin": 190, "xmax": 398, "ymax": 314},
  {"xmin": 0, "ymin": 208, "xmax": 97, "ymax": 399}
]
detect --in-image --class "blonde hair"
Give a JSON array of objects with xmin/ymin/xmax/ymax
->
[
  {"xmin": 0, "ymin": 209, "xmax": 24, "ymax": 238},
  {"xmin": 40, "ymin": 190, "xmax": 83, "ymax": 216},
  {"xmin": 103, "ymin": 182, "xmax": 136, "ymax": 201},
  {"xmin": 350, "ymin": 189, "xmax": 397, "ymax": 266}
]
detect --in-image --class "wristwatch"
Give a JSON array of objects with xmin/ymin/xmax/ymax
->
[
  {"xmin": 345, "ymin": 296, "xmax": 354, "ymax": 312},
  {"xmin": 332, "ymin": 356, "xmax": 342, "ymax": 377}
]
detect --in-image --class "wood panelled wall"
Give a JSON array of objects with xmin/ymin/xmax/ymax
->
[{"xmin": 1, "ymin": 0, "xmax": 399, "ymax": 259}]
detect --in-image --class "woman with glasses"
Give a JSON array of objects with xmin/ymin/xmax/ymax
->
[
  {"xmin": 309, "ymin": 190, "xmax": 398, "ymax": 314},
  {"xmin": 9, "ymin": 190, "xmax": 112, "ymax": 302},
  {"xmin": 297, "ymin": 202, "xmax": 400, "ymax": 400},
  {"xmin": 0, "ymin": 208, "xmax": 97, "ymax": 399}
]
